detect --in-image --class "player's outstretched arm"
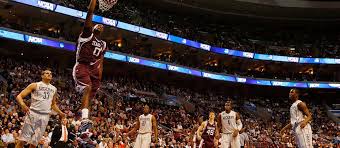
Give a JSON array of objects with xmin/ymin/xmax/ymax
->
[
  {"xmin": 127, "ymin": 118, "xmax": 140, "ymax": 136},
  {"xmin": 280, "ymin": 122, "xmax": 292, "ymax": 137},
  {"xmin": 16, "ymin": 83, "xmax": 37, "ymax": 113},
  {"xmin": 196, "ymin": 121, "xmax": 206, "ymax": 140},
  {"xmin": 51, "ymin": 93, "xmax": 66, "ymax": 119},
  {"xmin": 152, "ymin": 115, "xmax": 158, "ymax": 144},
  {"xmin": 81, "ymin": 0, "xmax": 97, "ymax": 38},
  {"xmin": 298, "ymin": 102, "xmax": 312, "ymax": 128}
]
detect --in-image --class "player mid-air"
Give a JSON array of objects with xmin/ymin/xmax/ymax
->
[
  {"xmin": 72, "ymin": 0, "xmax": 107, "ymax": 132},
  {"xmin": 15, "ymin": 69, "xmax": 65, "ymax": 148},
  {"xmin": 197, "ymin": 111, "xmax": 219, "ymax": 148},
  {"xmin": 280, "ymin": 89, "xmax": 313, "ymax": 148},
  {"xmin": 217, "ymin": 99, "xmax": 242, "ymax": 148},
  {"xmin": 126, "ymin": 105, "xmax": 158, "ymax": 148}
]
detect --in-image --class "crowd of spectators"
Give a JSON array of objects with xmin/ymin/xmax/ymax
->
[
  {"xmin": 1, "ymin": 2, "xmax": 340, "ymax": 82},
  {"xmin": 0, "ymin": 56, "xmax": 339, "ymax": 148},
  {"xmin": 41, "ymin": 0, "xmax": 340, "ymax": 58},
  {"xmin": 1, "ymin": 18, "xmax": 339, "ymax": 82},
  {"xmin": 2, "ymin": 0, "xmax": 340, "ymax": 59}
]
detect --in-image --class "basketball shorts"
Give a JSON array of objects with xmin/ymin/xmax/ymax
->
[
  {"xmin": 72, "ymin": 62, "xmax": 100, "ymax": 93},
  {"xmin": 18, "ymin": 110, "xmax": 50, "ymax": 146},
  {"xmin": 134, "ymin": 133, "xmax": 151, "ymax": 148},
  {"xmin": 221, "ymin": 133, "xmax": 240, "ymax": 148},
  {"xmin": 294, "ymin": 123, "xmax": 313, "ymax": 148},
  {"xmin": 199, "ymin": 139, "xmax": 215, "ymax": 148}
]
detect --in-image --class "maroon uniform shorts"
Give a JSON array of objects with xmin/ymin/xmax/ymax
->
[
  {"xmin": 199, "ymin": 139, "xmax": 215, "ymax": 148},
  {"xmin": 72, "ymin": 62, "xmax": 101, "ymax": 93}
]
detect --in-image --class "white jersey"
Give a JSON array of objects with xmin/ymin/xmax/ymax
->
[
  {"xmin": 138, "ymin": 114, "xmax": 153, "ymax": 134},
  {"xmin": 220, "ymin": 110, "xmax": 237, "ymax": 134},
  {"xmin": 30, "ymin": 81, "xmax": 57, "ymax": 114},
  {"xmin": 290, "ymin": 100, "xmax": 305, "ymax": 126},
  {"xmin": 290, "ymin": 100, "xmax": 313, "ymax": 148},
  {"xmin": 239, "ymin": 132, "xmax": 249, "ymax": 146}
]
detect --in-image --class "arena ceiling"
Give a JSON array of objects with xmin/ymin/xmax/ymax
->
[{"xmin": 141, "ymin": 0, "xmax": 340, "ymax": 21}]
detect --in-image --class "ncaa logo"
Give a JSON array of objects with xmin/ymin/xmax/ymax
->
[
  {"xmin": 155, "ymin": 32, "xmax": 168, "ymax": 40},
  {"xmin": 28, "ymin": 36, "xmax": 43, "ymax": 44},
  {"xmin": 272, "ymin": 81, "xmax": 283, "ymax": 86},
  {"xmin": 128, "ymin": 57, "xmax": 140, "ymax": 63},
  {"xmin": 200, "ymin": 44, "xmax": 211, "ymax": 51},
  {"xmin": 168, "ymin": 65, "xmax": 178, "ymax": 71},
  {"xmin": 203, "ymin": 72, "xmax": 211, "ymax": 78},
  {"xmin": 288, "ymin": 57, "xmax": 299, "ymax": 63},
  {"xmin": 237, "ymin": 78, "xmax": 246, "ymax": 83},
  {"xmin": 102, "ymin": 18, "xmax": 116, "ymax": 26},
  {"xmin": 309, "ymin": 83, "xmax": 319, "ymax": 88},
  {"xmin": 243, "ymin": 52, "xmax": 254, "ymax": 58},
  {"xmin": 37, "ymin": 0, "xmax": 54, "ymax": 11}
]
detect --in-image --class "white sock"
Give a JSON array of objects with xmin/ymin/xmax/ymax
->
[{"xmin": 82, "ymin": 108, "xmax": 89, "ymax": 120}]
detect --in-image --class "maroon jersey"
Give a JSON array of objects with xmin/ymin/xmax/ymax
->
[
  {"xmin": 76, "ymin": 33, "xmax": 107, "ymax": 64},
  {"xmin": 202, "ymin": 121, "xmax": 216, "ymax": 143}
]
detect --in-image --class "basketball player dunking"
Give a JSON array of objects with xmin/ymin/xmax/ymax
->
[
  {"xmin": 126, "ymin": 105, "xmax": 158, "ymax": 148},
  {"xmin": 72, "ymin": 0, "xmax": 107, "ymax": 132},
  {"xmin": 15, "ymin": 69, "xmax": 65, "ymax": 148},
  {"xmin": 280, "ymin": 89, "xmax": 313, "ymax": 148},
  {"xmin": 197, "ymin": 111, "xmax": 219, "ymax": 148},
  {"xmin": 217, "ymin": 99, "xmax": 242, "ymax": 148}
]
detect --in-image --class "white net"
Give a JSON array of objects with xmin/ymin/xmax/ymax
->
[{"xmin": 98, "ymin": 0, "xmax": 118, "ymax": 12}]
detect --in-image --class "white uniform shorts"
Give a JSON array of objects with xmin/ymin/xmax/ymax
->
[
  {"xmin": 18, "ymin": 110, "xmax": 50, "ymax": 146},
  {"xmin": 133, "ymin": 133, "xmax": 151, "ymax": 148},
  {"xmin": 221, "ymin": 133, "xmax": 240, "ymax": 148},
  {"xmin": 294, "ymin": 123, "xmax": 313, "ymax": 148}
]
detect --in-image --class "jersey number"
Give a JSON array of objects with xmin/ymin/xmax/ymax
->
[
  {"xmin": 93, "ymin": 47, "xmax": 103, "ymax": 57},
  {"xmin": 43, "ymin": 92, "xmax": 50, "ymax": 100},
  {"xmin": 206, "ymin": 129, "xmax": 214, "ymax": 136},
  {"xmin": 141, "ymin": 121, "xmax": 146, "ymax": 126}
]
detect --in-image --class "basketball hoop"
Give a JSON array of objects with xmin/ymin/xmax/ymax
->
[{"xmin": 98, "ymin": 0, "xmax": 118, "ymax": 12}]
